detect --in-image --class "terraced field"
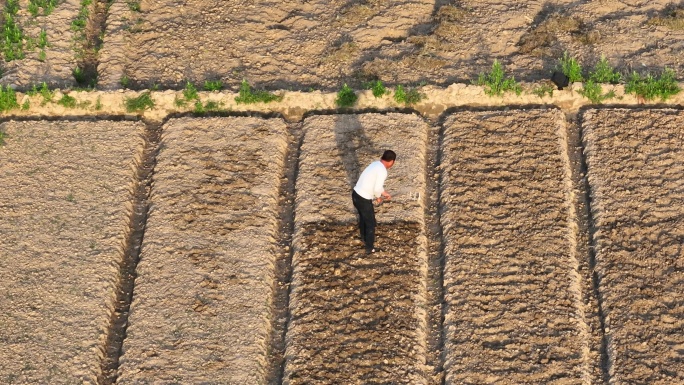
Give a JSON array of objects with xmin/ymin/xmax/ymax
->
[
  {"xmin": 583, "ymin": 109, "xmax": 684, "ymax": 385},
  {"xmin": 285, "ymin": 114, "xmax": 429, "ymax": 384},
  {"xmin": 116, "ymin": 117, "xmax": 287, "ymax": 384},
  {"xmin": 0, "ymin": 120, "xmax": 144, "ymax": 384},
  {"xmin": 1, "ymin": 1, "xmax": 684, "ymax": 384},
  {"xmin": 441, "ymin": 110, "xmax": 595, "ymax": 384}
]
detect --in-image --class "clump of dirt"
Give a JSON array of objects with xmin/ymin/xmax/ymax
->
[
  {"xmin": 648, "ymin": 3, "xmax": 684, "ymax": 30},
  {"xmin": 285, "ymin": 222, "xmax": 428, "ymax": 384},
  {"xmin": 518, "ymin": 13, "xmax": 597, "ymax": 57}
]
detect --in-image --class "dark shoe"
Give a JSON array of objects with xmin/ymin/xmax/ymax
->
[{"xmin": 365, "ymin": 247, "xmax": 382, "ymax": 254}]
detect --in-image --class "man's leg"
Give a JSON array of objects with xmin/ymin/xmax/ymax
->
[
  {"xmin": 352, "ymin": 191, "xmax": 376, "ymax": 251},
  {"xmin": 363, "ymin": 204, "xmax": 376, "ymax": 252},
  {"xmin": 352, "ymin": 191, "xmax": 366, "ymax": 243}
]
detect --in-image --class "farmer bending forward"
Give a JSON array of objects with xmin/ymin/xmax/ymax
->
[{"xmin": 352, "ymin": 150, "xmax": 396, "ymax": 254}]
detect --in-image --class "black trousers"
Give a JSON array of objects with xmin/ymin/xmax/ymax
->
[{"xmin": 352, "ymin": 190, "xmax": 376, "ymax": 251}]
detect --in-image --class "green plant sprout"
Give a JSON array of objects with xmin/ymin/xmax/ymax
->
[
  {"xmin": 72, "ymin": 67, "xmax": 86, "ymax": 84},
  {"xmin": 125, "ymin": 91, "xmax": 154, "ymax": 112},
  {"xmin": 335, "ymin": 83, "xmax": 357, "ymax": 107},
  {"xmin": 625, "ymin": 68, "xmax": 680, "ymax": 101},
  {"xmin": 183, "ymin": 81, "xmax": 199, "ymax": 101},
  {"xmin": 0, "ymin": 85, "xmax": 19, "ymax": 112},
  {"xmin": 235, "ymin": 80, "xmax": 283, "ymax": 104},
  {"xmin": 393, "ymin": 85, "xmax": 425, "ymax": 104},
  {"xmin": 558, "ymin": 51, "xmax": 583, "ymax": 83},
  {"xmin": 475, "ymin": 60, "xmax": 522, "ymax": 96},
  {"xmin": 364, "ymin": 80, "xmax": 387, "ymax": 98},
  {"xmin": 203, "ymin": 80, "xmax": 223, "ymax": 91},
  {"xmin": 532, "ymin": 83, "xmax": 554, "ymax": 98},
  {"xmin": 2, "ymin": 0, "xmax": 25, "ymax": 61},
  {"xmin": 58, "ymin": 94, "xmax": 77, "ymax": 108},
  {"xmin": 589, "ymin": 55, "xmax": 621, "ymax": 84},
  {"xmin": 579, "ymin": 80, "xmax": 615, "ymax": 104}
]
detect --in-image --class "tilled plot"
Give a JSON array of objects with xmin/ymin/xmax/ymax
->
[
  {"xmin": 441, "ymin": 110, "xmax": 593, "ymax": 384},
  {"xmin": 287, "ymin": 223, "xmax": 426, "ymax": 384},
  {"xmin": 583, "ymin": 109, "xmax": 684, "ymax": 384},
  {"xmin": 95, "ymin": 1, "xmax": 682, "ymax": 89},
  {"xmin": 285, "ymin": 113, "xmax": 429, "ymax": 384},
  {"xmin": 2, "ymin": 0, "xmax": 84, "ymax": 87},
  {"xmin": 99, "ymin": 0, "xmax": 433, "ymax": 88},
  {"xmin": 117, "ymin": 117, "xmax": 287, "ymax": 384},
  {"xmin": 0, "ymin": 120, "xmax": 144, "ymax": 384}
]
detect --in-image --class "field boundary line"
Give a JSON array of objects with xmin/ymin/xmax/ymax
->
[
  {"xmin": 97, "ymin": 122, "xmax": 161, "ymax": 385},
  {"xmin": 3, "ymin": 82, "xmax": 684, "ymax": 122}
]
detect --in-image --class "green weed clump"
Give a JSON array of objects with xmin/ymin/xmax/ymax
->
[
  {"xmin": 559, "ymin": 52, "xmax": 583, "ymax": 83},
  {"xmin": 39, "ymin": 82, "xmax": 53, "ymax": 104},
  {"xmin": 183, "ymin": 81, "xmax": 199, "ymax": 101},
  {"xmin": 125, "ymin": 91, "xmax": 154, "ymax": 112},
  {"xmin": 203, "ymin": 100, "xmax": 222, "ymax": 111},
  {"xmin": 71, "ymin": 0, "xmax": 92, "ymax": 31},
  {"xmin": 579, "ymin": 80, "xmax": 615, "ymax": 104},
  {"xmin": 475, "ymin": 60, "xmax": 522, "ymax": 96},
  {"xmin": 57, "ymin": 94, "xmax": 77, "ymax": 108},
  {"xmin": 235, "ymin": 80, "xmax": 283, "ymax": 104},
  {"xmin": 193, "ymin": 100, "xmax": 205, "ymax": 113},
  {"xmin": 532, "ymin": 83, "xmax": 554, "ymax": 98},
  {"xmin": 0, "ymin": 131, "xmax": 5, "ymax": 146},
  {"xmin": 2, "ymin": 0, "xmax": 25, "ymax": 61},
  {"xmin": 72, "ymin": 67, "xmax": 86, "ymax": 84},
  {"xmin": 364, "ymin": 80, "xmax": 387, "ymax": 98},
  {"xmin": 21, "ymin": 99, "xmax": 30, "ymax": 110},
  {"xmin": 38, "ymin": 29, "xmax": 48, "ymax": 48},
  {"xmin": 589, "ymin": 55, "xmax": 621, "ymax": 84},
  {"xmin": 625, "ymin": 68, "xmax": 680, "ymax": 101},
  {"xmin": 120, "ymin": 75, "xmax": 130, "ymax": 88},
  {"xmin": 335, "ymin": 83, "xmax": 357, "ymax": 107},
  {"xmin": 28, "ymin": 0, "xmax": 58, "ymax": 16},
  {"xmin": 203, "ymin": 80, "xmax": 223, "ymax": 91},
  {"xmin": 393, "ymin": 85, "xmax": 425, "ymax": 105},
  {"xmin": 0, "ymin": 85, "xmax": 19, "ymax": 112},
  {"xmin": 126, "ymin": 0, "xmax": 141, "ymax": 12}
]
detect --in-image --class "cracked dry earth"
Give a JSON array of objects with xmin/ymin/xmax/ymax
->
[
  {"xmin": 1, "ymin": 110, "xmax": 684, "ymax": 384},
  {"xmin": 99, "ymin": 0, "xmax": 684, "ymax": 90},
  {"xmin": 1, "ymin": 0, "xmax": 684, "ymax": 384}
]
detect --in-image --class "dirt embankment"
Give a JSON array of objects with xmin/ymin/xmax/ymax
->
[
  {"xmin": 440, "ymin": 110, "xmax": 596, "ymax": 384},
  {"xmin": 116, "ymin": 117, "xmax": 288, "ymax": 384},
  {"xmin": 0, "ymin": 120, "xmax": 144, "ymax": 384},
  {"xmin": 583, "ymin": 109, "xmax": 684, "ymax": 384}
]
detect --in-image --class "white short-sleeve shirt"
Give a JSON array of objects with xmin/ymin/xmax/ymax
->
[{"xmin": 353, "ymin": 160, "xmax": 387, "ymax": 200}]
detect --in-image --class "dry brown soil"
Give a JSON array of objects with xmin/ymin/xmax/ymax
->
[
  {"xmin": 117, "ymin": 117, "xmax": 287, "ymax": 384},
  {"xmin": 0, "ymin": 120, "xmax": 144, "ymax": 384},
  {"xmin": 285, "ymin": 222, "xmax": 427, "ymax": 384},
  {"xmin": 95, "ymin": 0, "xmax": 684, "ymax": 90},
  {"xmin": 285, "ymin": 112, "xmax": 431, "ymax": 383},
  {"xmin": 441, "ymin": 110, "xmax": 597, "ymax": 384},
  {"xmin": 583, "ymin": 109, "xmax": 684, "ymax": 385}
]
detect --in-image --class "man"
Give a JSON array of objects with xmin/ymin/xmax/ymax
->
[{"xmin": 352, "ymin": 150, "xmax": 395, "ymax": 254}]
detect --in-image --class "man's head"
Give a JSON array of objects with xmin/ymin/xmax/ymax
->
[{"xmin": 380, "ymin": 150, "xmax": 396, "ymax": 169}]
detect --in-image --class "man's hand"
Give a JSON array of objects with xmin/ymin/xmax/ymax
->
[{"xmin": 381, "ymin": 191, "xmax": 391, "ymax": 201}]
